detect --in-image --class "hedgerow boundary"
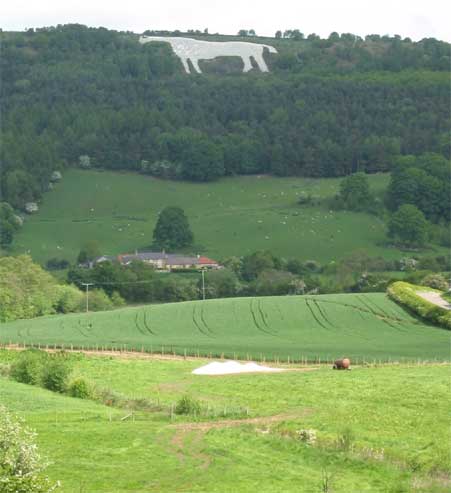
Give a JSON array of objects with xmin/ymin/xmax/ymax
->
[{"xmin": 0, "ymin": 342, "xmax": 448, "ymax": 366}]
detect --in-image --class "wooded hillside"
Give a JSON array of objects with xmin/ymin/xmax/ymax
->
[{"xmin": 1, "ymin": 25, "xmax": 449, "ymax": 209}]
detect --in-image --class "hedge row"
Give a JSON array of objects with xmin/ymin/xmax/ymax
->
[{"xmin": 387, "ymin": 281, "xmax": 451, "ymax": 330}]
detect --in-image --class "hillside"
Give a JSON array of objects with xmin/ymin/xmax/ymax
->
[
  {"xmin": 10, "ymin": 169, "xmax": 399, "ymax": 263},
  {"xmin": 1, "ymin": 357, "xmax": 449, "ymax": 492},
  {"xmin": 1, "ymin": 293, "xmax": 448, "ymax": 361},
  {"xmin": 1, "ymin": 25, "xmax": 449, "ymax": 211}
]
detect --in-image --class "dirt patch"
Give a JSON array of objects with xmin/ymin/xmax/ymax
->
[
  {"xmin": 168, "ymin": 411, "xmax": 310, "ymax": 469},
  {"xmin": 171, "ymin": 411, "xmax": 310, "ymax": 433}
]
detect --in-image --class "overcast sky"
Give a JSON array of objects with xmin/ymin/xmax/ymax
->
[{"xmin": 2, "ymin": 0, "xmax": 450, "ymax": 42}]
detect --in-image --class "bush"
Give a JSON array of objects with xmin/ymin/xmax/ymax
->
[
  {"xmin": 421, "ymin": 274, "xmax": 448, "ymax": 291},
  {"xmin": 41, "ymin": 359, "xmax": 71, "ymax": 393},
  {"xmin": 0, "ymin": 405, "xmax": 59, "ymax": 492},
  {"xmin": 68, "ymin": 377, "xmax": 92, "ymax": 399},
  {"xmin": 387, "ymin": 281, "xmax": 451, "ymax": 329},
  {"xmin": 0, "ymin": 363, "xmax": 11, "ymax": 377},
  {"xmin": 45, "ymin": 258, "xmax": 70, "ymax": 271},
  {"xmin": 110, "ymin": 291, "xmax": 126, "ymax": 308},
  {"xmin": 174, "ymin": 395, "xmax": 202, "ymax": 416},
  {"xmin": 76, "ymin": 288, "xmax": 114, "ymax": 312},
  {"xmin": 10, "ymin": 350, "xmax": 47, "ymax": 385},
  {"xmin": 54, "ymin": 284, "xmax": 84, "ymax": 313},
  {"xmin": 336, "ymin": 427, "xmax": 355, "ymax": 451}
]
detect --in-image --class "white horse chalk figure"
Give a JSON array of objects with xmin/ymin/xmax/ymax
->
[{"xmin": 139, "ymin": 36, "xmax": 278, "ymax": 73}]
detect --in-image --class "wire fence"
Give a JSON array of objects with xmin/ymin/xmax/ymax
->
[{"xmin": 0, "ymin": 341, "xmax": 448, "ymax": 366}]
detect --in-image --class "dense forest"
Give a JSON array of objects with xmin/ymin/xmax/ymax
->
[{"xmin": 0, "ymin": 24, "xmax": 450, "ymax": 211}]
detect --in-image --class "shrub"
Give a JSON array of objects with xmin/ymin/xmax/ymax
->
[
  {"xmin": 0, "ymin": 405, "xmax": 59, "ymax": 492},
  {"xmin": 336, "ymin": 427, "xmax": 355, "ymax": 451},
  {"xmin": 174, "ymin": 395, "xmax": 202, "ymax": 416},
  {"xmin": 10, "ymin": 350, "xmax": 47, "ymax": 385},
  {"xmin": 41, "ymin": 359, "xmax": 71, "ymax": 393},
  {"xmin": 76, "ymin": 288, "xmax": 113, "ymax": 312},
  {"xmin": 296, "ymin": 429, "xmax": 317, "ymax": 445},
  {"xmin": 421, "ymin": 274, "xmax": 448, "ymax": 291},
  {"xmin": 387, "ymin": 281, "xmax": 451, "ymax": 329},
  {"xmin": 54, "ymin": 284, "xmax": 84, "ymax": 313},
  {"xmin": 68, "ymin": 377, "xmax": 92, "ymax": 399},
  {"xmin": 110, "ymin": 291, "xmax": 126, "ymax": 308},
  {"xmin": 0, "ymin": 363, "xmax": 11, "ymax": 377},
  {"xmin": 45, "ymin": 258, "xmax": 70, "ymax": 271}
]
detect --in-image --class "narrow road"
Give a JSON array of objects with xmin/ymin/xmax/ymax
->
[{"xmin": 417, "ymin": 291, "xmax": 451, "ymax": 310}]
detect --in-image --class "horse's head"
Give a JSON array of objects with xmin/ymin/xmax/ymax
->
[{"xmin": 264, "ymin": 45, "xmax": 278, "ymax": 54}]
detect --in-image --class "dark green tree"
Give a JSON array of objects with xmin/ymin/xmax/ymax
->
[
  {"xmin": 153, "ymin": 206, "xmax": 193, "ymax": 249},
  {"xmin": 77, "ymin": 240, "xmax": 101, "ymax": 264},
  {"xmin": 337, "ymin": 172, "xmax": 372, "ymax": 211},
  {"xmin": 388, "ymin": 204, "xmax": 429, "ymax": 246},
  {"xmin": 0, "ymin": 202, "xmax": 21, "ymax": 247}
]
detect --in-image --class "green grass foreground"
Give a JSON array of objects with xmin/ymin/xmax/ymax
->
[
  {"xmin": 12, "ymin": 169, "xmax": 398, "ymax": 264},
  {"xmin": 0, "ymin": 352, "xmax": 449, "ymax": 492},
  {"xmin": 1, "ymin": 293, "xmax": 449, "ymax": 361}
]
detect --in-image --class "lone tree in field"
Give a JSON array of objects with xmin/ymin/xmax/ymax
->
[
  {"xmin": 77, "ymin": 240, "xmax": 101, "ymax": 264},
  {"xmin": 153, "ymin": 207, "xmax": 193, "ymax": 250},
  {"xmin": 388, "ymin": 204, "xmax": 428, "ymax": 247},
  {"xmin": 337, "ymin": 172, "xmax": 372, "ymax": 211}
]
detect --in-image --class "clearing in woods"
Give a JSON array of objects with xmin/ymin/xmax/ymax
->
[
  {"xmin": 1, "ymin": 293, "xmax": 448, "ymax": 361},
  {"xmin": 11, "ymin": 169, "xmax": 404, "ymax": 264}
]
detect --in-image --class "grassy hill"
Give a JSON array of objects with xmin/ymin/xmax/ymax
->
[
  {"xmin": 1, "ymin": 293, "xmax": 448, "ymax": 361},
  {"xmin": 0, "ymin": 354, "xmax": 449, "ymax": 492},
  {"xmin": 12, "ymin": 169, "xmax": 400, "ymax": 264}
]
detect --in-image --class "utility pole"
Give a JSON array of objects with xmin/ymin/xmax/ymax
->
[
  {"xmin": 81, "ymin": 283, "xmax": 94, "ymax": 313},
  {"xmin": 201, "ymin": 269, "xmax": 206, "ymax": 301}
]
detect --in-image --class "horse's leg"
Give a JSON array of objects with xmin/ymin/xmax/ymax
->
[
  {"xmin": 179, "ymin": 56, "xmax": 191, "ymax": 73},
  {"xmin": 242, "ymin": 56, "xmax": 253, "ymax": 72},
  {"xmin": 253, "ymin": 51, "xmax": 269, "ymax": 72},
  {"xmin": 190, "ymin": 58, "xmax": 202, "ymax": 74}
]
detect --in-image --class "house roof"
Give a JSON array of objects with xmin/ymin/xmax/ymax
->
[
  {"xmin": 198, "ymin": 256, "xmax": 218, "ymax": 265},
  {"xmin": 110, "ymin": 251, "xmax": 219, "ymax": 267}
]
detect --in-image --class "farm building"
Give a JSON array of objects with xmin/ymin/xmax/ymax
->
[{"xmin": 90, "ymin": 251, "xmax": 221, "ymax": 271}]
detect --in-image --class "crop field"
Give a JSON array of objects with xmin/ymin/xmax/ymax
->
[
  {"xmin": 1, "ymin": 293, "xmax": 449, "ymax": 361},
  {"xmin": 0, "ymin": 352, "xmax": 449, "ymax": 492},
  {"xmin": 11, "ymin": 169, "xmax": 406, "ymax": 264}
]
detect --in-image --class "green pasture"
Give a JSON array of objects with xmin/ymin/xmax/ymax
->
[
  {"xmin": 12, "ymin": 169, "xmax": 405, "ymax": 264},
  {"xmin": 0, "ymin": 353, "xmax": 449, "ymax": 492},
  {"xmin": 1, "ymin": 293, "xmax": 449, "ymax": 361}
]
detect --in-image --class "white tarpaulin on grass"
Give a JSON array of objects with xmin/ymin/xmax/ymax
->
[{"xmin": 192, "ymin": 360, "xmax": 285, "ymax": 376}]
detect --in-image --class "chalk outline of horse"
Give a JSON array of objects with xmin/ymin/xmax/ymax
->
[{"xmin": 139, "ymin": 36, "xmax": 277, "ymax": 73}]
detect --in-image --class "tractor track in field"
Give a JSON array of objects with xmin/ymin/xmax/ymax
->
[
  {"xmin": 304, "ymin": 299, "xmax": 329, "ymax": 330},
  {"xmin": 192, "ymin": 306, "xmax": 213, "ymax": 338},
  {"xmin": 257, "ymin": 300, "xmax": 277, "ymax": 334},
  {"xmin": 200, "ymin": 305, "xmax": 214, "ymax": 335},
  {"xmin": 142, "ymin": 309, "xmax": 156, "ymax": 335},
  {"xmin": 313, "ymin": 300, "xmax": 335, "ymax": 328},
  {"xmin": 134, "ymin": 312, "xmax": 147, "ymax": 336},
  {"xmin": 360, "ymin": 295, "xmax": 411, "ymax": 331},
  {"xmin": 306, "ymin": 297, "xmax": 424, "ymax": 328},
  {"xmin": 249, "ymin": 300, "xmax": 277, "ymax": 337},
  {"xmin": 76, "ymin": 319, "xmax": 90, "ymax": 338},
  {"xmin": 357, "ymin": 296, "xmax": 402, "ymax": 330}
]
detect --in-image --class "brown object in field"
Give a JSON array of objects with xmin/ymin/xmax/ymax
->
[{"xmin": 333, "ymin": 358, "xmax": 350, "ymax": 370}]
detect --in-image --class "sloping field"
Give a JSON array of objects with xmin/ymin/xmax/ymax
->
[
  {"xmin": 12, "ymin": 169, "xmax": 396, "ymax": 264},
  {"xmin": 1, "ymin": 293, "xmax": 448, "ymax": 361}
]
